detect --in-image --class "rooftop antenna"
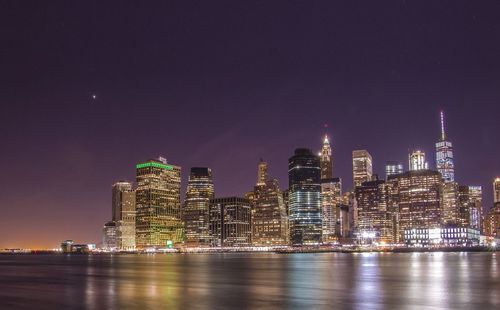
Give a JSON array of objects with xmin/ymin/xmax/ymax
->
[{"xmin": 440, "ymin": 110, "xmax": 446, "ymax": 141}]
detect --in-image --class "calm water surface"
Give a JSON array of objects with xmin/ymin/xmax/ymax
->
[{"xmin": 0, "ymin": 252, "xmax": 499, "ymax": 309}]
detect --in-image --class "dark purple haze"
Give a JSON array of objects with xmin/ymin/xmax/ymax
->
[{"xmin": 1, "ymin": 1, "xmax": 499, "ymax": 248}]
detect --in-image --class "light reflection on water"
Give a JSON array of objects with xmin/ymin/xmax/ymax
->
[{"xmin": 0, "ymin": 252, "xmax": 498, "ymax": 309}]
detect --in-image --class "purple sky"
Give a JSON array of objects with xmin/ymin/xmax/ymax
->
[{"xmin": 1, "ymin": 1, "xmax": 499, "ymax": 248}]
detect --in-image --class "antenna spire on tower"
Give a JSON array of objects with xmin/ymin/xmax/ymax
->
[{"xmin": 440, "ymin": 110, "xmax": 446, "ymax": 140}]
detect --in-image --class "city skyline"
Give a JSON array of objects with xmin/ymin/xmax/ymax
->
[{"xmin": 2, "ymin": 2, "xmax": 500, "ymax": 248}]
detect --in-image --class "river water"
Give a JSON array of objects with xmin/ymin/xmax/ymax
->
[{"xmin": 0, "ymin": 252, "xmax": 498, "ymax": 309}]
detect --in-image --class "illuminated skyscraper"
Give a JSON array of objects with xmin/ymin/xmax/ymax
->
[
  {"xmin": 319, "ymin": 135, "xmax": 333, "ymax": 180},
  {"xmin": 209, "ymin": 197, "xmax": 252, "ymax": 247},
  {"xmin": 409, "ymin": 150, "xmax": 428, "ymax": 171},
  {"xmin": 385, "ymin": 161, "xmax": 403, "ymax": 179},
  {"xmin": 252, "ymin": 183, "xmax": 288, "ymax": 246},
  {"xmin": 435, "ymin": 111, "xmax": 455, "ymax": 182},
  {"xmin": 102, "ymin": 221, "xmax": 119, "ymax": 250},
  {"xmin": 111, "ymin": 181, "xmax": 136, "ymax": 250},
  {"xmin": 352, "ymin": 150, "xmax": 373, "ymax": 188},
  {"xmin": 389, "ymin": 169, "xmax": 442, "ymax": 242},
  {"xmin": 183, "ymin": 167, "xmax": 215, "ymax": 247},
  {"xmin": 321, "ymin": 177, "xmax": 342, "ymax": 243},
  {"xmin": 355, "ymin": 179, "xmax": 393, "ymax": 243},
  {"xmin": 288, "ymin": 148, "xmax": 322, "ymax": 245},
  {"xmin": 257, "ymin": 159, "xmax": 268, "ymax": 186},
  {"xmin": 457, "ymin": 185, "xmax": 483, "ymax": 230},
  {"xmin": 494, "ymin": 178, "xmax": 500, "ymax": 203},
  {"xmin": 442, "ymin": 181, "xmax": 459, "ymax": 225},
  {"xmin": 135, "ymin": 158, "xmax": 183, "ymax": 249}
]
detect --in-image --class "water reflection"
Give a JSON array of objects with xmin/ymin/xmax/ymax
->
[{"xmin": 0, "ymin": 253, "xmax": 498, "ymax": 309}]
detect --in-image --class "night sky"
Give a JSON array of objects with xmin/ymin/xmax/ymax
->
[{"xmin": 2, "ymin": 1, "xmax": 500, "ymax": 248}]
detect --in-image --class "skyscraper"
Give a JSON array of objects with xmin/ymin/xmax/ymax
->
[
  {"xmin": 355, "ymin": 179, "xmax": 393, "ymax": 243},
  {"xmin": 389, "ymin": 169, "xmax": 442, "ymax": 242},
  {"xmin": 352, "ymin": 150, "xmax": 373, "ymax": 188},
  {"xmin": 257, "ymin": 159, "xmax": 268, "ymax": 186},
  {"xmin": 183, "ymin": 167, "xmax": 215, "ymax": 247},
  {"xmin": 435, "ymin": 111, "xmax": 455, "ymax": 182},
  {"xmin": 468, "ymin": 186, "xmax": 483, "ymax": 232},
  {"xmin": 319, "ymin": 135, "xmax": 333, "ymax": 180},
  {"xmin": 321, "ymin": 177, "xmax": 342, "ymax": 243},
  {"xmin": 209, "ymin": 197, "xmax": 252, "ymax": 247},
  {"xmin": 494, "ymin": 178, "xmax": 500, "ymax": 203},
  {"xmin": 135, "ymin": 158, "xmax": 183, "ymax": 249},
  {"xmin": 385, "ymin": 161, "xmax": 403, "ymax": 179},
  {"xmin": 442, "ymin": 181, "xmax": 459, "ymax": 225},
  {"xmin": 251, "ymin": 161, "xmax": 288, "ymax": 246},
  {"xmin": 288, "ymin": 148, "xmax": 322, "ymax": 245},
  {"xmin": 409, "ymin": 150, "xmax": 428, "ymax": 171},
  {"xmin": 102, "ymin": 221, "xmax": 119, "ymax": 250},
  {"xmin": 111, "ymin": 181, "xmax": 136, "ymax": 250}
]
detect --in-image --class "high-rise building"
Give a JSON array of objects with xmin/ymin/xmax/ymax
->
[
  {"xmin": 183, "ymin": 167, "xmax": 215, "ymax": 247},
  {"xmin": 435, "ymin": 111, "xmax": 455, "ymax": 182},
  {"xmin": 288, "ymin": 148, "xmax": 322, "ymax": 245},
  {"xmin": 494, "ymin": 178, "xmax": 500, "ymax": 203},
  {"xmin": 209, "ymin": 197, "xmax": 252, "ymax": 247},
  {"xmin": 102, "ymin": 221, "xmax": 119, "ymax": 250},
  {"xmin": 135, "ymin": 158, "xmax": 183, "ymax": 249},
  {"xmin": 385, "ymin": 161, "xmax": 403, "ymax": 179},
  {"xmin": 111, "ymin": 181, "xmax": 136, "ymax": 250},
  {"xmin": 409, "ymin": 150, "xmax": 428, "ymax": 171},
  {"xmin": 468, "ymin": 186, "xmax": 483, "ymax": 232},
  {"xmin": 355, "ymin": 179, "xmax": 393, "ymax": 243},
  {"xmin": 257, "ymin": 159, "xmax": 268, "ymax": 186},
  {"xmin": 321, "ymin": 177, "xmax": 342, "ymax": 243},
  {"xmin": 389, "ymin": 169, "xmax": 442, "ymax": 242},
  {"xmin": 319, "ymin": 135, "xmax": 333, "ymax": 180},
  {"xmin": 352, "ymin": 150, "xmax": 373, "ymax": 188},
  {"xmin": 442, "ymin": 181, "xmax": 459, "ymax": 225}
]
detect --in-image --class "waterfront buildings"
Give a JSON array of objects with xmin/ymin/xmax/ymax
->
[
  {"xmin": 183, "ymin": 167, "xmax": 215, "ymax": 247},
  {"xmin": 288, "ymin": 148, "xmax": 322, "ymax": 245},
  {"xmin": 486, "ymin": 178, "xmax": 500, "ymax": 238},
  {"xmin": 352, "ymin": 150, "xmax": 373, "ymax": 187},
  {"xmin": 135, "ymin": 158, "xmax": 183, "ymax": 249},
  {"xmin": 209, "ymin": 197, "xmax": 252, "ymax": 247},
  {"xmin": 102, "ymin": 221, "xmax": 119, "ymax": 250},
  {"xmin": 355, "ymin": 179, "xmax": 393, "ymax": 243},
  {"xmin": 442, "ymin": 181, "xmax": 459, "ymax": 225},
  {"xmin": 385, "ymin": 161, "xmax": 403, "ymax": 179},
  {"xmin": 321, "ymin": 177, "xmax": 342, "ymax": 242},
  {"xmin": 250, "ymin": 161, "xmax": 288, "ymax": 246},
  {"xmin": 404, "ymin": 227, "xmax": 480, "ymax": 246},
  {"xmin": 435, "ymin": 111, "xmax": 455, "ymax": 182},
  {"xmin": 389, "ymin": 169, "xmax": 442, "ymax": 242},
  {"xmin": 111, "ymin": 181, "xmax": 136, "ymax": 250}
]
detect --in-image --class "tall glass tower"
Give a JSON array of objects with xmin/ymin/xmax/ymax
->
[
  {"xmin": 435, "ymin": 111, "xmax": 455, "ymax": 182},
  {"xmin": 288, "ymin": 148, "xmax": 322, "ymax": 245},
  {"xmin": 319, "ymin": 135, "xmax": 333, "ymax": 180},
  {"xmin": 183, "ymin": 167, "xmax": 215, "ymax": 247}
]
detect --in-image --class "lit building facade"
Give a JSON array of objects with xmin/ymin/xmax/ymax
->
[
  {"xmin": 409, "ymin": 150, "xmax": 428, "ymax": 171},
  {"xmin": 112, "ymin": 181, "xmax": 136, "ymax": 250},
  {"xmin": 385, "ymin": 161, "xmax": 403, "ymax": 179},
  {"xmin": 102, "ymin": 221, "xmax": 119, "ymax": 250},
  {"xmin": 457, "ymin": 185, "xmax": 482, "ymax": 230},
  {"xmin": 468, "ymin": 186, "xmax": 483, "ymax": 232},
  {"xmin": 183, "ymin": 167, "xmax": 215, "ymax": 247},
  {"xmin": 251, "ymin": 178, "xmax": 288, "ymax": 246},
  {"xmin": 352, "ymin": 150, "xmax": 373, "ymax": 188},
  {"xmin": 135, "ymin": 158, "xmax": 183, "ymax": 249},
  {"xmin": 442, "ymin": 181, "xmax": 459, "ymax": 225},
  {"xmin": 209, "ymin": 197, "xmax": 252, "ymax": 247},
  {"xmin": 319, "ymin": 135, "xmax": 333, "ymax": 180},
  {"xmin": 355, "ymin": 179, "xmax": 393, "ymax": 243},
  {"xmin": 494, "ymin": 178, "xmax": 500, "ymax": 204},
  {"xmin": 288, "ymin": 148, "xmax": 322, "ymax": 245},
  {"xmin": 404, "ymin": 227, "xmax": 480, "ymax": 246},
  {"xmin": 389, "ymin": 169, "xmax": 442, "ymax": 242},
  {"xmin": 435, "ymin": 111, "xmax": 455, "ymax": 182},
  {"xmin": 321, "ymin": 177, "xmax": 342, "ymax": 243}
]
